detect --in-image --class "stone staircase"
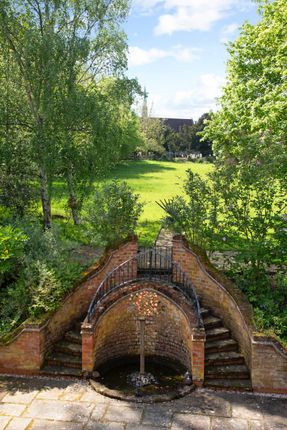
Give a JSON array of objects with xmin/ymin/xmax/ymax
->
[
  {"xmin": 41, "ymin": 321, "xmax": 82, "ymax": 378},
  {"xmin": 201, "ymin": 306, "xmax": 252, "ymax": 391},
  {"xmin": 40, "ymin": 308, "xmax": 252, "ymax": 391}
]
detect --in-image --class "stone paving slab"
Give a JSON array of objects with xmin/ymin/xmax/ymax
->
[
  {"xmin": 0, "ymin": 417, "xmax": 10, "ymax": 430},
  {"xmin": 171, "ymin": 414, "xmax": 211, "ymax": 430},
  {"xmin": 23, "ymin": 399, "xmax": 95, "ymax": 423},
  {"xmin": 4, "ymin": 417, "xmax": 31, "ymax": 430},
  {"xmin": 29, "ymin": 419, "xmax": 85, "ymax": 430},
  {"xmin": 0, "ymin": 376, "xmax": 287, "ymax": 430}
]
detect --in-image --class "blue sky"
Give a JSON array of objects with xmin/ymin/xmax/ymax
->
[{"xmin": 124, "ymin": 0, "xmax": 260, "ymax": 119}]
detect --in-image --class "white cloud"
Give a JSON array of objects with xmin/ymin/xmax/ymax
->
[
  {"xmin": 132, "ymin": 0, "xmax": 252, "ymax": 35},
  {"xmin": 128, "ymin": 45, "xmax": 200, "ymax": 67},
  {"xmin": 220, "ymin": 22, "xmax": 239, "ymax": 43},
  {"xmin": 149, "ymin": 73, "xmax": 225, "ymax": 119},
  {"xmin": 222, "ymin": 23, "xmax": 239, "ymax": 35},
  {"xmin": 128, "ymin": 47, "xmax": 169, "ymax": 67}
]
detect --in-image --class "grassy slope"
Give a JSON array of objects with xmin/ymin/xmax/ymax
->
[{"xmin": 53, "ymin": 160, "xmax": 213, "ymax": 245}]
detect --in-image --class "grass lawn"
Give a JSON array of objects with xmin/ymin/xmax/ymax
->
[{"xmin": 53, "ymin": 160, "xmax": 213, "ymax": 245}]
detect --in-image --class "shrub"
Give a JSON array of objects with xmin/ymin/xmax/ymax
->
[
  {"xmin": 0, "ymin": 225, "xmax": 27, "ymax": 278},
  {"xmin": 86, "ymin": 180, "xmax": 143, "ymax": 247}
]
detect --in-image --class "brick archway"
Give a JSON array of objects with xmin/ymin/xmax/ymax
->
[{"xmin": 82, "ymin": 280, "xmax": 205, "ymax": 385}]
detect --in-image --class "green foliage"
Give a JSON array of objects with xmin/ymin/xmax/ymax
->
[
  {"xmin": 0, "ymin": 225, "xmax": 27, "ymax": 276},
  {"xmin": 0, "ymin": 0, "xmax": 137, "ymax": 227},
  {"xmin": 0, "ymin": 224, "xmax": 83, "ymax": 336},
  {"xmin": 227, "ymin": 267, "xmax": 287, "ymax": 343},
  {"xmin": 138, "ymin": 117, "xmax": 166, "ymax": 157},
  {"xmin": 158, "ymin": 170, "xmax": 220, "ymax": 248},
  {"xmin": 203, "ymin": 0, "xmax": 287, "ymax": 185},
  {"xmin": 86, "ymin": 180, "xmax": 143, "ymax": 247}
]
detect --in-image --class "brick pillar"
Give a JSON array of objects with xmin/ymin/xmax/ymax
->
[
  {"xmin": 191, "ymin": 329, "xmax": 205, "ymax": 386},
  {"xmin": 81, "ymin": 323, "xmax": 95, "ymax": 373}
]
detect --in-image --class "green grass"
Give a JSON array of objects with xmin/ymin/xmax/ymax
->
[{"xmin": 53, "ymin": 160, "xmax": 213, "ymax": 245}]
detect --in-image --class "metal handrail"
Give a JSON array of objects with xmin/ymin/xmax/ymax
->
[{"xmin": 87, "ymin": 247, "xmax": 201, "ymax": 327}]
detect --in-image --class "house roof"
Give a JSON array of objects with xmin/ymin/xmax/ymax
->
[{"xmin": 160, "ymin": 118, "xmax": 194, "ymax": 132}]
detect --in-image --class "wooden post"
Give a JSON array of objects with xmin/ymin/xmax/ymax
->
[{"xmin": 139, "ymin": 317, "xmax": 146, "ymax": 375}]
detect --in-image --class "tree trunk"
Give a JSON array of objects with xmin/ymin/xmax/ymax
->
[
  {"xmin": 40, "ymin": 168, "xmax": 52, "ymax": 229},
  {"xmin": 67, "ymin": 174, "xmax": 80, "ymax": 225}
]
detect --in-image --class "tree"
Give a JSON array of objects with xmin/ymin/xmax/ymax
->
[
  {"xmin": 203, "ymin": 0, "xmax": 287, "ymax": 182},
  {"xmin": 137, "ymin": 92, "xmax": 166, "ymax": 157},
  {"xmin": 0, "ymin": 0, "xmax": 131, "ymax": 228},
  {"xmin": 86, "ymin": 181, "xmax": 143, "ymax": 247}
]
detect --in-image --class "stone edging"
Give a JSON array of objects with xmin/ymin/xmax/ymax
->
[{"xmin": 89, "ymin": 379, "xmax": 195, "ymax": 403}]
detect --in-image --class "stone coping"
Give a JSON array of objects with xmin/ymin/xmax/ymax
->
[{"xmin": 89, "ymin": 378, "xmax": 195, "ymax": 403}]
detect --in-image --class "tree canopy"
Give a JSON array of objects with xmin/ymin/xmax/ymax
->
[{"xmin": 203, "ymin": 0, "xmax": 287, "ymax": 183}]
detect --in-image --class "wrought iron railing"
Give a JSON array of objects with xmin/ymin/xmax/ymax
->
[{"xmin": 87, "ymin": 247, "xmax": 201, "ymax": 327}]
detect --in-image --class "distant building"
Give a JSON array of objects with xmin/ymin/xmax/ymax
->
[{"xmin": 160, "ymin": 118, "xmax": 194, "ymax": 132}]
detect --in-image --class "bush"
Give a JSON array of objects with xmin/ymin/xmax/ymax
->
[
  {"xmin": 86, "ymin": 180, "xmax": 143, "ymax": 247},
  {"xmin": 0, "ymin": 225, "xmax": 27, "ymax": 280}
]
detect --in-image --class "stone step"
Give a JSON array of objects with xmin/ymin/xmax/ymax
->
[
  {"xmin": 205, "ymin": 326, "xmax": 230, "ymax": 341},
  {"xmin": 64, "ymin": 330, "xmax": 82, "ymax": 345},
  {"xmin": 54, "ymin": 340, "xmax": 82, "ymax": 357},
  {"xmin": 74, "ymin": 321, "xmax": 82, "ymax": 332},
  {"xmin": 205, "ymin": 364, "xmax": 250, "ymax": 379},
  {"xmin": 205, "ymin": 338, "xmax": 238, "ymax": 353},
  {"xmin": 40, "ymin": 365, "xmax": 82, "ymax": 378},
  {"xmin": 200, "ymin": 307, "xmax": 210, "ymax": 318},
  {"xmin": 205, "ymin": 351, "xmax": 245, "ymax": 366},
  {"xmin": 46, "ymin": 353, "xmax": 82, "ymax": 369},
  {"xmin": 204, "ymin": 378, "xmax": 252, "ymax": 391},
  {"xmin": 203, "ymin": 315, "xmax": 222, "ymax": 330}
]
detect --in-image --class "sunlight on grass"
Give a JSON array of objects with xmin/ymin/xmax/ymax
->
[{"xmin": 53, "ymin": 160, "xmax": 213, "ymax": 243}]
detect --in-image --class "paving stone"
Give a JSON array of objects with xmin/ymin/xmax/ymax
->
[
  {"xmin": 29, "ymin": 419, "xmax": 85, "ymax": 430},
  {"xmin": 142, "ymin": 409, "xmax": 173, "ymax": 427},
  {"xmin": 173, "ymin": 391, "xmax": 231, "ymax": 417},
  {"xmin": 0, "ymin": 403, "xmax": 26, "ymax": 417},
  {"xmin": 86, "ymin": 423, "xmax": 125, "ymax": 430},
  {"xmin": 23, "ymin": 399, "xmax": 94, "ymax": 422},
  {"xmin": 232, "ymin": 403, "xmax": 263, "ymax": 420},
  {"xmin": 211, "ymin": 417, "xmax": 248, "ymax": 430},
  {"xmin": 90, "ymin": 403, "xmax": 108, "ymax": 421},
  {"xmin": 5, "ymin": 417, "xmax": 32, "ymax": 430},
  {"xmin": 2, "ymin": 390, "xmax": 37, "ymax": 404},
  {"xmin": 61, "ymin": 384, "xmax": 86, "ymax": 401},
  {"xmin": 0, "ymin": 416, "xmax": 10, "ymax": 430},
  {"xmin": 263, "ymin": 416, "xmax": 287, "ymax": 430},
  {"xmin": 0, "ymin": 392, "xmax": 8, "ymax": 402},
  {"xmin": 262, "ymin": 398, "xmax": 287, "ymax": 419},
  {"xmin": 36, "ymin": 386, "xmax": 64, "ymax": 400},
  {"xmin": 104, "ymin": 404, "xmax": 143, "ymax": 424},
  {"xmin": 79, "ymin": 389, "xmax": 109, "ymax": 404},
  {"xmin": 249, "ymin": 420, "xmax": 264, "ymax": 430},
  {"xmin": 126, "ymin": 426, "xmax": 167, "ymax": 430},
  {"xmin": 171, "ymin": 413, "xmax": 211, "ymax": 430}
]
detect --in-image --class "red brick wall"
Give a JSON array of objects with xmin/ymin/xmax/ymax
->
[
  {"xmin": 0, "ymin": 238, "xmax": 138, "ymax": 372},
  {"xmin": 44, "ymin": 238, "xmax": 138, "ymax": 354},
  {"xmin": 0, "ymin": 324, "xmax": 46, "ymax": 373},
  {"xmin": 252, "ymin": 339, "xmax": 287, "ymax": 393},
  {"xmin": 172, "ymin": 236, "xmax": 253, "ymax": 369},
  {"xmin": 92, "ymin": 291, "xmax": 192, "ymax": 371},
  {"xmin": 172, "ymin": 235, "xmax": 287, "ymax": 393},
  {"xmin": 82, "ymin": 280, "xmax": 205, "ymax": 384}
]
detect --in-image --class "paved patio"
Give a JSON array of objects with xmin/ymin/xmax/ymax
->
[{"xmin": 0, "ymin": 376, "xmax": 286, "ymax": 430}]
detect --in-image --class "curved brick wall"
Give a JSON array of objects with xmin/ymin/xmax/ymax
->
[{"xmin": 92, "ymin": 290, "xmax": 192, "ymax": 371}]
